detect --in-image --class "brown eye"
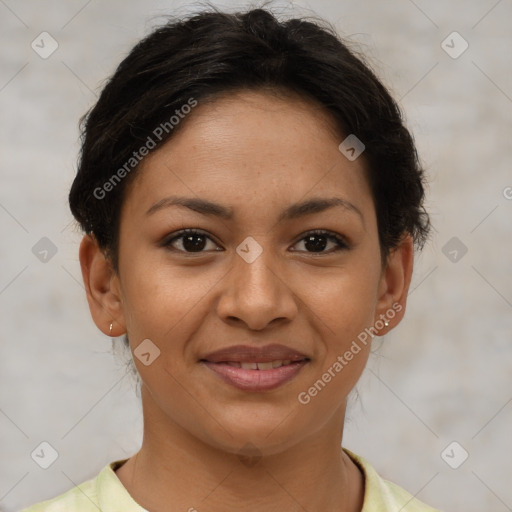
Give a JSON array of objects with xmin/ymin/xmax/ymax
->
[
  {"xmin": 292, "ymin": 230, "xmax": 349, "ymax": 254},
  {"xmin": 163, "ymin": 229, "xmax": 221, "ymax": 253}
]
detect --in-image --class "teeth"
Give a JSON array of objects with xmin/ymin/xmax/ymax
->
[
  {"xmin": 234, "ymin": 360, "xmax": 293, "ymax": 370},
  {"xmin": 221, "ymin": 360, "xmax": 298, "ymax": 369},
  {"xmin": 241, "ymin": 362, "xmax": 258, "ymax": 370},
  {"xmin": 257, "ymin": 361, "xmax": 274, "ymax": 370}
]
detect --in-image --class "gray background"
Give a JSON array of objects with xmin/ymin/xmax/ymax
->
[{"xmin": 1, "ymin": 1, "xmax": 511, "ymax": 511}]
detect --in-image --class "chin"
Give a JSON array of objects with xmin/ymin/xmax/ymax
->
[{"xmin": 191, "ymin": 404, "xmax": 309, "ymax": 457}]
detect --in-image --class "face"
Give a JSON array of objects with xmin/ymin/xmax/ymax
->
[{"xmin": 81, "ymin": 89, "xmax": 413, "ymax": 457}]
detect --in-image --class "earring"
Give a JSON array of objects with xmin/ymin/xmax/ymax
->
[
  {"xmin": 384, "ymin": 319, "xmax": 390, "ymax": 327},
  {"xmin": 109, "ymin": 322, "xmax": 113, "ymax": 336}
]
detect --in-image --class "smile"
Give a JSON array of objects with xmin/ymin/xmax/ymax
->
[
  {"xmin": 224, "ymin": 360, "xmax": 294, "ymax": 369},
  {"xmin": 200, "ymin": 343, "xmax": 310, "ymax": 391}
]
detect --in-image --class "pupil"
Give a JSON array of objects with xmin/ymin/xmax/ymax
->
[
  {"xmin": 183, "ymin": 234, "xmax": 206, "ymax": 252},
  {"xmin": 181, "ymin": 234, "xmax": 328, "ymax": 252},
  {"xmin": 305, "ymin": 235, "xmax": 327, "ymax": 252}
]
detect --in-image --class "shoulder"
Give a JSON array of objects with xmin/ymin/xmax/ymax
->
[
  {"xmin": 20, "ymin": 475, "xmax": 99, "ymax": 512},
  {"xmin": 343, "ymin": 448, "xmax": 442, "ymax": 512},
  {"xmin": 21, "ymin": 459, "xmax": 146, "ymax": 512}
]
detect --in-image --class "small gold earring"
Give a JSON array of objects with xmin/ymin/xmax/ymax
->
[{"xmin": 109, "ymin": 322, "xmax": 113, "ymax": 336}]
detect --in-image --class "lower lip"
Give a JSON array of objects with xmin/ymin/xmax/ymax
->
[{"xmin": 202, "ymin": 361, "xmax": 308, "ymax": 391}]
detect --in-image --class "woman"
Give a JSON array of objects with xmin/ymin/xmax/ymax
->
[{"xmin": 23, "ymin": 6, "xmax": 440, "ymax": 511}]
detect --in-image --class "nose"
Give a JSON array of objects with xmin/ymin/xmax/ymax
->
[{"xmin": 215, "ymin": 244, "xmax": 298, "ymax": 331}]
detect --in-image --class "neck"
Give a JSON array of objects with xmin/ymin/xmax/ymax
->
[{"xmin": 115, "ymin": 386, "xmax": 364, "ymax": 512}]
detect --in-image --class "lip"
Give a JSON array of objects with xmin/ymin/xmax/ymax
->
[
  {"xmin": 200, "ymin": 344, "xmax": 310, "ymax": 392},
  {"xmin": 201, "ymin": 344, "xmax": 309, "ymax": 363}
]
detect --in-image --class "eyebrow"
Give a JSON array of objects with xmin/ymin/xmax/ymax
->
[{"xmin": 146, "ymin": 195, "xmax": 363, "ymax": 222}]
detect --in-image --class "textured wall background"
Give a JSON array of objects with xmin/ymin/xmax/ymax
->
[{"xmin": 1, "ymin": 1, "xmax": 511, "ymax": 511}]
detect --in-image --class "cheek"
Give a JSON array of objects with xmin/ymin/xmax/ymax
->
[
  {"xmin": 301, "ymin": 261, "xmax": 381, "ymax": 341},
  {"xmin": 119, "ymin": 255, "xmax": 215, "ymax": 337}
]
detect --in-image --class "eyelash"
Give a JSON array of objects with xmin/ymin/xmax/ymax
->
[{"xmin": 162, "ymin": 228, "xmax": 349, "ymax": 254}]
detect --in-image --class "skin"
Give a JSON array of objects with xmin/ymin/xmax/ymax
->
[{"xmin": 79, "ymin": 89, "xmax": 414, "ymax": 512}]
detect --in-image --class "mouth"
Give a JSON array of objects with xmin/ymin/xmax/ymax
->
[
  {"xmin": 219, "ymin": 360, "xmax": 299, "ymax": 369},
  {"xmin": 200, "ymin": 344, "xmax": 310, "ymax": 392}
]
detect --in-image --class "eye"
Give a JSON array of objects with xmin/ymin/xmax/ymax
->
[
  {"xmin": 162, "ymin": 228, "xmax": 349, "ymax": 255},
  {"xmin": 291, "ymin": 230, "xmax": 349, "ymax": 254},
  {"xmin": 162, "ymin": 229, "xmax": 222, "ymax": 253}
]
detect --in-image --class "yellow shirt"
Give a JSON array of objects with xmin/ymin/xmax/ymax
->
[{"xmin": 22, "ymin": 448, "xmax": 441, "ymax": 511}]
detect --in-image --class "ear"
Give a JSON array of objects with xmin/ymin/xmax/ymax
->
[
  {"xmin": 374, "ymin": 234, "xmax": 414, "ymax": 335},
  {"xmin": 78, "ymin": 234, "xmax": 125, "ymax": 337}
]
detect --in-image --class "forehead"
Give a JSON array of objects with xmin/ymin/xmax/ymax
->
[
  {"xmin": 173, "ymin": 88, "xmax": 344, "ymax": 158},
  {"xmin": 122, "ymin": 89, "xmax": 373, "ymax": 221}
]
